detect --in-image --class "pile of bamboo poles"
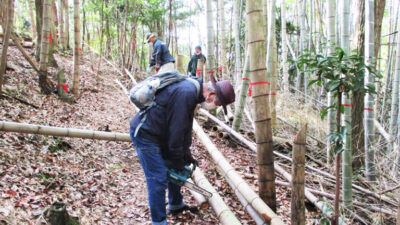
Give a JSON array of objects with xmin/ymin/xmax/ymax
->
[{"xmin": 193, "ymin": 120, "xmax": 285, "ymax": 225}]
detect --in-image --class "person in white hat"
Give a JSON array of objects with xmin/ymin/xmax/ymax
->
[{"xmin": 146, "ymin": 33, "xmax": 175, "ymax": 74}]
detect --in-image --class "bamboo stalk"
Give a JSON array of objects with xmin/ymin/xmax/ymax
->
[
  {"xmin": 291, "ymin": 125, "xmax": 307, "ymax": 225},
  {"xmin": 10, "ymin": 33, "xmax": 40, "ymax": 72},
  {"xmin": 193, "ymin": 120, "xmax": 284, "ymax": 225},
  {"xmin": 192, "ymin": 169, "xmax": 241, "ymax": 225},
  {"xmin": 0, "ymin": 121, "xmax": 131, "ymax": 142}
]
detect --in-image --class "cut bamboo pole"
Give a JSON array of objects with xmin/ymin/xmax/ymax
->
[
  {"xmin": 224, "ymin": 174, "xmax": 267, "ymax": 225},
  {"xmin": 0, "ymin": 121, "xmax": 131, "ymax": 142},
  {"xmin": 192, "ymin": 169, "xmax": 242, "ymax": 225},
  {"xmin": 11, "ymin": 33, "xmax": 40, "ymax": 72},
  {"xmin": 188, "ymin": 178, "xmax": 209, "ymax": 210},
  {"xmin": 291, "ymin": 124, "xmax": 307, "ymax": 225},
  {"xmin": 193, "ymin": 120, "xmax": 284, "ymax": 225}
]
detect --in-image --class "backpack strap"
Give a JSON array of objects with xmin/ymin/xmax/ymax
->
[{"xmin": 186, "ymin": 77, "xmax": 200, "ymax": 97}]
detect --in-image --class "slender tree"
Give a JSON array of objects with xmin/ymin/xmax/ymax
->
[
  {"xmin": 233, "ymin": 0, "xmax": 241, "ymax": 87},
  {"xmin": 58, "ymin": 0, "xmax": 65, "ymax": 49},
  {"xmin": 38, "ymin": 0, "xmax": 55, "ymax": 94},
  {"xmin": 281, "ymin": 0, "xmax": 289, "ymax": 93},
  {"xmin": 364, "ymin": 0, "xmax": 377, "ymax": 182},
  {"xmin": 0, "ymin": 0, "xmax": 15, "ymax": 94},
  {"xmin": 63, "ymin": 0, "xmax": 69, "ymax": 49},
  {"xmin": 296, "ymin": 0, "xmax": 306, "ymax": 93},
  {"xmin": 205, "ymin": 0, "xmax": 216, "ymax": 82},
  {"xmin": 351, "ymin": 0, "xmax": 365, "ymax": 170},
  {"xmin": 266, "ymin": 0, "xmax": 277, "ymax": 128},
  {"xmin": 246, "ymin": 0, "xmax": 276, "ymax": 211},
  {"xmin": 232, "ymin": 51, "xmax": 250, "ymax": 131},
  {"xmin": 341, "ymin": 0, "xmax": 353, "ymax": 209},
  {"xmin": 218, "ymin": 0, "xmax": 227, "ymax": 79},
  {"xmin": 326, "ymin": 0, "xmax": 337, "ymax": 164},
  {"xmin": 72, "ymin": 0, "xmax": 80, "ymax": 98},
  {"xmin": 390, "ymin": 22, "xmax": 400, "ymax": 142},
  {"xmin": 29, "ymin": 0, "xmax": 37, "ymax": 42}
]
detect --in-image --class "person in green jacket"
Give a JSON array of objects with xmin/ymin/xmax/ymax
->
[{"xmin": 187, "ymin": 46, "xmax": 206, "ymax": 77}]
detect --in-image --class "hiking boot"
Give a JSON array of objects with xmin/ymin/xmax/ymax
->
[{"xmin": 168, "ymin": 205, "xmax": 199, "ymax": 215}]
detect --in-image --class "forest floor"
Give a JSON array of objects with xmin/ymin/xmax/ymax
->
[{"xmin": 0, "ymin": 43, "xmax": 398, "ymax": 225}]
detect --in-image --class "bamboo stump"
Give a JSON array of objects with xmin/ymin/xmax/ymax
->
[
  {"xmin": 177, "ymin": 54, "xmax": 184, "ymax": 74},
  {"xmin": 196, "ymin": 58, "xmax": 205, "ymax": 79},
  {"xmin": 57, "ymin": 69, "xmax": 74, "ymax": 103},
  {"xmin": 44, "ymin": 202, "xmax": 79, "ymax": 225},
  {"xmin": 291, "ymin": 124, "xmax": 307, "ymax": 225}
]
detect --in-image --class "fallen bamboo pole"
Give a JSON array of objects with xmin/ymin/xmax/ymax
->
[
  {"xmin": 11, "ymin": 33, "xmax": 40, "ymax": 72},
  {"xmin": 291, "ymin": 125, "xmax": 307, "ymax": 225},
  {"xmin": 200, "ymin": 109, "xmax": 398, "ymax": 207},
  {"xmin": 224, "ymin": 174, "xmax": 267, "ymax": 225},
  {"xmin": 0, "ymin": 121, "xmax": 131, "ymax": 142},
  {"xmin": 188, "ymin": 178, "xmax": 209, "ymax": 210},
  {"xmin": 192, "ymin": 169, "xmax": 242, "ymax": 225},
  {"xmin": 192, "ymin": 120, "xmax": 285, "ymax": 225}
]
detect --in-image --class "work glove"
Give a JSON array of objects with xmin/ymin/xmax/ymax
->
[
  {"xmin": 146, "ymin": 66, "xmax": 152, "ymax": 73},
  {"xmin": 164, "ymin": 158, "xmax": 185, "ymax": 171},
  {"xmin": 184, "ymin": 153, "xmax": 198, "ymax": 167}
]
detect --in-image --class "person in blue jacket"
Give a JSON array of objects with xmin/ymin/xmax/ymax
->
[
  {"xmin": 130, "ymin": 74, "xmax": 235, "ymax": 225},
  {"xmin": 146, "ymin": 33, "xmax": 175, "ymax": 74}
]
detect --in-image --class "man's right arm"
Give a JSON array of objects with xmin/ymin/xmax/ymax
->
[{"xmin": 187, "ymin": 57, "xmax": 193, "ymax": 74}]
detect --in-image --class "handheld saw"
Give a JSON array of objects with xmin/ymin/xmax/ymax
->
[{"xmin": 167, "ymin": 164, "xmax": 213, "ymax": 198}]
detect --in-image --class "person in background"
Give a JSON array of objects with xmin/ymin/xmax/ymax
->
[
  {"xmin": 187, "ymin": 45, "xmax": 206, "ymax": 77},
  {"xmin": 146, "ymin": 33, "xmax": 175, "ymax": 74}
]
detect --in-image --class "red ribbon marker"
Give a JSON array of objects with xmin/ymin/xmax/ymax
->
[
  {"xmin": 56, "ymin": 83, "xmax": 68, "ymax": 93},
  {"xmin": 196, "ymin": 68, "xmax": 200, "ymax": 74},
  {"xmin": 75, "ymin": 48, "xmax": 83, "ymax": 52},
  {"xmin": 248, "ymin": 81, "xmax": 270, "ymax": 96},
  {"xmin": 207, "ymin": 71, "xmax": 216, "ymax": 74},
  {"xmin": 242, "ymin": 78, "xmax": 250, "ymax": 81},
  {"xmin": 364, "ymin": 108, "xmax": 374, "ymax": 111},
  {"xmin": 219, "ymin": 66, "xmax": 223, "ymax": 71},
  {"xmin": 343, "ymin": 104, "xmax": 352, "ymax": 107},
  {"xmin": 43, "ymin": 34, "xmax": 53, "ymax": 43},
  {"xmin": 270, "ymin": 92, "xmax": 277, "ymax": 96}
]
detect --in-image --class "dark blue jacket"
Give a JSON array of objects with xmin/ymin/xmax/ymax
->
[
  {"xmin": 130, "ymin": 78, "xmax": 205, "ymax": 161},
  {"xmin": 149, "ymin": 39, "xmax": 175, "ymax": 67}
]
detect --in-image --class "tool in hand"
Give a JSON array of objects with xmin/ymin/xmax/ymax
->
[{"xmin": 167, "ymin": 163, "xmax": 213, "ymax": 198}]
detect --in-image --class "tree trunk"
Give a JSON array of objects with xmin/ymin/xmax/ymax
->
[
  {"xmin": 72, "ymin": 0, "xmax": 80, "ymax": 98},
  {"xmin": 58, "ymin": 0, "xmax": 64, "ymax": 49},
  {"xmin": 281, "ymin": 0, "xmax": 289, "ymax": 93},
  {"xmin": 351, "ymin": 0, "xmax": 365, "ymax": 170},
  {"xmin": 35, "ymin": 0, "xmax": 43, "ymax": 61},
  {"xmin": 340, "ymin": 0, "xmax": 353, "ymax": 209},
  {"xmin": 364, "ymin": 0, "xmax": 377, "ymax": 182},
  {"xmin": 266, "ymin": 0, "xmax": 277, "ymax": 128},
  {"xmin": 326, "ymin": 0, "xmax": 337, "ymax": 164},
  {"xmin": 390, "ymin": 22, "xmax": 400, "ymax": 143},
  {"xmin": 232, "ymin": 51, "xmax": 250, "ymax": 131},
  {"xmin": 397, "ymin": 195, "xmax": 400, "ymax": 225},
  {"xmin": 38, "ymin": 0, "xmax": 55, "ymax": 94},
  {"xmin": 291, "ymin": 125, "xmax": 307, "ymax": 225},
  {"xmin": 296, "ymin": 0, "xmax": 306, "ymax": 93},
  {"xmin": 63, "ymin": 0, "xmax": 69, "ymax": 49},
  {"xmin": 29, "ymin": 0, "xmax": 37, "ymax": 42},
  {"xmin": 205, "ymin": 0, "xmax": 216, "ymax": 83},
  {"xmin": 218, "ymin": 0, "xmax": 227, "ymax": 79},
  {"xmin": 233, "ymin": 0, "xmax": 242, "ymax": 88},
  {"xmin": 246, "ymin": 0, "xmax": 276, "ymax": 212},
  {"xmin": 0, "ymin": 0, "xmax": 15, "ymax": 95}
]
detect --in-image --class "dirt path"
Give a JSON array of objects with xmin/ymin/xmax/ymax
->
[{"xmin": 0, "ymin": 45, "xmax": 222, "ymax": 224}]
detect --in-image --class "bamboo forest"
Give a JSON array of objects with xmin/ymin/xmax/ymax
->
[{"xmin": 0, "ymin": 0, "xmax": 400, "ymax": 224}]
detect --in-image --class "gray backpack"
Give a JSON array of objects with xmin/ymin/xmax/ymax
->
[{"xmin": 129, "ymin": 70, "xmax": 200, "ymax": 137}]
